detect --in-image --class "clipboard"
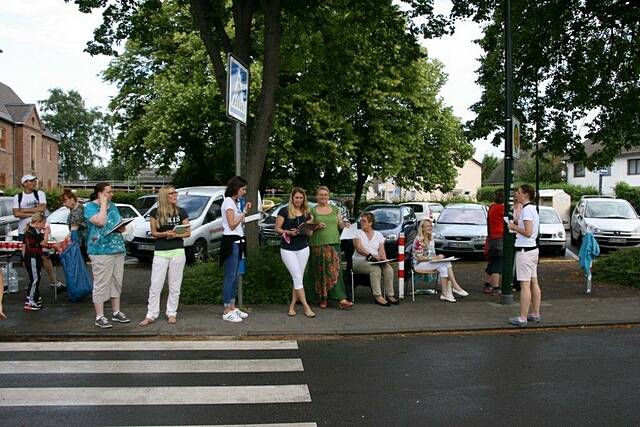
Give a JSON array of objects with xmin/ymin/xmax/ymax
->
[
  {"xmin": 368, "ymin": 258, "xmax": 397, "ymax": 264},
  {"xmin": 106, "ymin": 218, "xmax": 135, "ymax": 235},
  {"xmin": 297, "ymin": 222, "xmax": 320, "ymax": 235},
  {"xmin": 172, "ymin": 224, "xmax": 190, "ymax": 234}
]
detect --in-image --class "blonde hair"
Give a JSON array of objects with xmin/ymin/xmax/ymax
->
[
  {"xmin": 30, "ymin": 212, "xmax": 46, "ymax": 224},
  {"xmin": 287, "ymin": 187, "xmax": 310, "ymax": 219},
  {"xmin": 156, "ymin": 186, "xmax": 179, "ymax": 226},
  {"xmin": 416, "ymin": 219, "xmax": 433, "ymax": 244},
  {"xmin": 316, "ymin": 185, "xmax": 330, "ymax": 195}
]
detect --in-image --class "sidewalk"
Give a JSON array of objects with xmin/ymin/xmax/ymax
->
[{"xmin": 1, "ymin": 258, "xmax": 639, "ymax": 338}]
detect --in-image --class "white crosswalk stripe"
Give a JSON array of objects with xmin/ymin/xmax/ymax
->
[{"xmin": 0, "ymin": 340, "xmax": 315, "ymax": 425}]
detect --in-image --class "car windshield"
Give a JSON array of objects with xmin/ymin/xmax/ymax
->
[
  {"xmin": 47, "ymin": 207, "xmax": 69, "ymax": 224},
  {"xmin": 585, "ymin": 201, "xmax": 637, "ymax": 219},
  {"xmin": 368, "ymin": 208, "xmax": 402, "ymax": 227},
  {"xmin": 177, "ymin": 195, "xmax": 210, "ymax": 220},
  {"xmin": 539, "ymin": 209, "xmax": 561, "ymax": 224},
  {"xmin": 437, "ymin": 207, "xmax": 486, "ymax": 225}
]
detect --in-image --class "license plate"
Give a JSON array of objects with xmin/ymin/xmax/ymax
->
[
  {"xmin": 609, "ymin": 238, "xmax": 625, "ymax": 244},
  {"xmin": 538, "ymin": 240, "xmax": 550, "ymax": 245},
  {"xmin": 448, "ymin": 241, "xmax": 467, "ymax": 248},
  {"xmin": 138, "ymin": 244, "xmax": 155, "ymax": 251}
]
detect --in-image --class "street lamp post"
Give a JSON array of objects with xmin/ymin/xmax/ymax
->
[{"xmin": 501, "ymin": 0, "xmax": 515, "ymax": 304}]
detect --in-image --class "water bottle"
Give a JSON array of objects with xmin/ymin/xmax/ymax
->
[
  {"xmin": 7, "ymin": 262, "xmax": 19, "ymax": 293},
  {"xmin": 4, "ymin": 224, "xmax": 11, "ymax": 241}
]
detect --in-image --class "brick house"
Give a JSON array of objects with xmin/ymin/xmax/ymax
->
[{"xmin": 0, "ymin": 82, "xmax": 60, "ymax": 190}]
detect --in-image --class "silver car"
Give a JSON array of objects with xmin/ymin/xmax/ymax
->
[
  {"xmin": 570, "ymin": 197, "xmax": 640, "ymax": 250},
  {"xmin": 433, "ymin": 203, "xmax": 487, "ymax": 254}
]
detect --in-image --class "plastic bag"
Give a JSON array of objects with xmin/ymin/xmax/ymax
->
[{"xmin": 59, "ymin": 239, "xmax": 93, "ymax": 302}]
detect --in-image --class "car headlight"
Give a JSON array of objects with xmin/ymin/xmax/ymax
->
[
  {"xmin": 558, "ymin": 231, "xmax": 565, "ymax": 239},
  {"xmin": 386, "ymin": 234, "xmax": 397, "ymax": 242},
  {"xmin": 472, "ymin": 236, "xmax": 486, "ymax": 243},
  {"xmin": 433, "ymin": 232, "xmax": 444, "ymax": 240},
  {"xmin": 586, "ymin": 224, "xmax": 601, "ymax": 233}
]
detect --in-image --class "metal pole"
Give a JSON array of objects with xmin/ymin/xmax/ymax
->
[
  {"xmin": 501, "ymin": 0, "xmax": 515, "ymax": 305},
  {"xmin": 598, "ymin": 172, "xmax": 603, "ymax": 195},
  {"xmin": 235, "ymin": 121, "xmax": 243, "ymax": 308}
]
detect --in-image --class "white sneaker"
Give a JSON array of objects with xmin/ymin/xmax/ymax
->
[
  {"xmin": 234, "ymin": 308, "xmax": 249, "ymax": 319},
  {"xmin": 440, "ymin": 294, "xmax": 456, "ymax": 303},
  {"xmin": 453, "ymin": 288, "xmax": 469, "ymax": 297},
  {"xmin": 222, "ymin": 311, "xmax": 243, "ymax": 323}
]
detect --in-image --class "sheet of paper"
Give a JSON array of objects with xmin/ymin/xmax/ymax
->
[
  {"xmin": 244, "ymin": 213, "xmax": 262, "ymax": 223},
  {"xmin": 369, "ymin": 258, "xmax": 397, "ymax": 264},
  {"xmin": 340, "ymin": 222, "xmax": 358, "ymax": 240}
]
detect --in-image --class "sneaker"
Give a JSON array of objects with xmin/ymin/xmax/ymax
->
[
  {"xmin": 24, "ymin": 301, "xmax": 43, "ymax": 311},
  {"xmin": 234, "ymin": 308, "xmax": 249, "ymax": 319},
  {"xmin": 453, "ymin": 288, "xmax": 469, "ymax": 297},
  {"xmin": 222, "ymin": 311, "xmax": 243, "ymax": 323},
  {"xmin": 95, "ymin": 316, "xmax": 113, "ymax": 329},
  {"xmin": 49, "ymin": 281, "xmax": 66, "ymax": 290},
  {"xmin": 508, "ymin": 317, "xmax": 527, "ymax": 327},
  {"xmin": 527, "ymin": 314, "xmax": 541, "ymax": 323},
  {"xmin": 440, "ymin": 294, "xmax": 456, "ymax": 303},
  {"xmin": 111, "ymin": 311, "xmax": 131, "ymax": 323},
  {"xmin": 482, "ymin": 284, "xmax": 494, "ymax": 294},
  {"xmin": 491, "ymin": 287, "xmax": 502, "ymax": 296}
]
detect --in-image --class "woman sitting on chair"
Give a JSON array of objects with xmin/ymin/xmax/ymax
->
[
  {"xmin": 412, "ymin": 219, "xmax": 468, "ymax": 303},
  {"xmin": 352, "ymin": 212, "xmax": 398, "ymax": 306}
]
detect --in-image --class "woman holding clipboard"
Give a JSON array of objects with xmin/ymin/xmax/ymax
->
[{"xmin": 139, "ymin": 186, "xmax": 190, "ymax": 326}]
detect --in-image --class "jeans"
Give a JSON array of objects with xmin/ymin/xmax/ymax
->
[{"xmin": 222, "ymin": 243, "xmax": 240, "ymax": 307}]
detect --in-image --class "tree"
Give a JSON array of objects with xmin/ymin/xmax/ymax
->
[
  {"xmin": 515, "ymin": 154, "xmax": 564, "ymax": 184},
  {"xmin": 481, "ymin": 154, "xmax": 499, "ymax": 182},
  {"xmin": 39, "ymin": 88, "xmax": 111, "ymax": 181},
  {"xmin": 431, "ymin": 0, "xmax": 640, "ymax": 168}
]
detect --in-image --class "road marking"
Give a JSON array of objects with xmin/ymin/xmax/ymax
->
[
  {"xmin": 0, "ymin": 385, "xmax": 312, "ymax": 406},
  {"xmin": 0, "ymin": 359, "xmax": 304, "ymax": 374},
  {"xmin": 565, "ymin": 248, "xmax": 579, "ymax": 260},
  {"xmin": 124, "ymin": 424, "xmax": 317, "ymax": 427},
  {"xmin": 0, "ymin": 340, "xmax": 298, "ymax": 352}
]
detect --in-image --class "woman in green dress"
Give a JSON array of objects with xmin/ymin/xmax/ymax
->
[{"xmin": 308, "ymin": 186, "xmax": 354, "ymax": 309}]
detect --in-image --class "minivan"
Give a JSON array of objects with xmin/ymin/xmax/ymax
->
[{"xmin": 126, "ymin": 186, "xmax": 226, "ymax": 264}]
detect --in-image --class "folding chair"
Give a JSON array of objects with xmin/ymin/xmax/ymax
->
[
  {"xmin": 341, "ymin": 239, "xmax": 371, "ymax": 302},
  {"xmin": 410, "ymin": 268, "xmax": 439, "ymax": 302}
]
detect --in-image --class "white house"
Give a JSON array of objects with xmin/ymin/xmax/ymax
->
[
  {"xmin": 366, "ymin": 158, "xmax": 483, "ymax": 201},
  {"xmin": 566, "ymin": 141, "xmax": 640, "ymax": 195}
]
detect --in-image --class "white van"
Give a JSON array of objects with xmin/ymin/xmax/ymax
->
[{"xmin": 126, "ymin": 186, "xmax": 226, "ymax": 264}]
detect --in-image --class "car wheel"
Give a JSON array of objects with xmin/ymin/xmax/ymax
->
[{"xmin": 187, "ymin": 239, "xmax": 208, "ymax": 264}]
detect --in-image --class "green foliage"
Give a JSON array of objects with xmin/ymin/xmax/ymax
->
[
  {"xmin": 38, "ymin": 88, "xmax": 112, "ymax": 180},
  {"xmin": 111, "ymin": 191, "xmax": 154, "ymax": 206},
  {"xmin": 476, "ymin": 183, "xmax": 599, "ymax": 204},
  {"xmin": 481, "ymin": 154, "xmax": 499, "ymax": 182},
  {"xmin": 614, "ymin": 182, "xmax": 640, "ymax": 213},
  {"xmin": 593, "ymin": 248, "xmax": 640, "ymax": 288},
  {"xmin": 180, "ymin": 247, "xmax": 292, "ymax": 305},
  {"xmin": 515, "ymin": 155, "xmax": 564, "ymax": 184}
]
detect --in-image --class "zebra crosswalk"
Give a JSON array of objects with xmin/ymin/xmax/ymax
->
[{"xmin": 0, "ymin": 339, "xmax": 315, "ymax": 426}]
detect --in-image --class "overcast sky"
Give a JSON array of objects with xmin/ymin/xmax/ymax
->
[{"xmin": 0, "ymin": 0, "xmax": 500, "ymax": 161}]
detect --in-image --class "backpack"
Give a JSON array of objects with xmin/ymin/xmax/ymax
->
[{"xmin": 18, "ymin": 191, "xmax": 40, "ymax": 207}]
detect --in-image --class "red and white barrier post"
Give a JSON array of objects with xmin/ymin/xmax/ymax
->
[{"xmin": 398, "ymin": 232, "xmax": 405, "ymax": 299}]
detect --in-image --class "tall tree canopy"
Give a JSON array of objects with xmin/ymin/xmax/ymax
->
[
  {"xmin": 418, "ymin": 0, "xmax": 640, "ymax": 168},
  {"xmin": 39, "ymin": 88, "xmax": 111, "ymax": 181}
]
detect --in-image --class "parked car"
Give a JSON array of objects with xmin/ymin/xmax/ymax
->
[
  {"xmin": 570, "ymin": 197, "xmax": 640, "ymax": 250},
  {"xmin": 427, "ymin": 203, "xmax": 444, "ymax": 221},
  {"xmin": 0, "ymin": 196, "xmax": 19, "ymax": 239},
  {"xmin": 133, "ymin": 195, "xmax": 158, "ymax": 216},
  {"xmin": 432, "ymin": 203, "xmax": 488, "ymax": 255},
  {"xmin": 127, "ymin": 186, "xmax": 227, "ymax": 264},
  {"xmin": 362, "ymin": 204, "xmax": 418, "ymax": 259},
  {"xmin": 400, "ymin": 202, "xmax": 445, "ymax": 222},
  {"xmin": 10, "ymin": 203, "xmax": 142, "ymax": 242},
  {"xmin": 259, "ymin": 199, "xmax": 350, "ymax": 246},
  {"xmin": 538, "ymin": 206, "xmax": 566, "ymax": 256}
]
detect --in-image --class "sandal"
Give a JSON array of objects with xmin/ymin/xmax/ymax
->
[
  {"xmin": 138, "ymin": 318, "xmax": 154, "ymax": 327},
  {"xmin": 304, "ymin": 310, "xmax": 316, "ymax": 318},
  {"xmin": 319, "ymin": 300, "xmax": 328, "ymax": 309},
  {"xmin": 288, "ymin": 309, "xmax": 297, "ymax": 316},
  {"xmin": 338, "ymin": 300, "xmax": 354, "ymax": 310},
  {"xmin": 167, "ymin": 316, "xmax": 177, "ymax": 324}
]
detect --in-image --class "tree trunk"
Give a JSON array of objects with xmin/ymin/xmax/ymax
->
[{"xmin": 353, "ymin": 149, "xmax": 367, "ymax": 214}]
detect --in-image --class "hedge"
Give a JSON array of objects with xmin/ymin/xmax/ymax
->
[
  {"xmin": 614, "ymin": 182, "xmax": 640, "ymax": 213},
  {"xmin": 477, "ymin": 183, "xmax": 599, "ymax": 204},
  {"xmin": 180, "ymin": 247, "xmax": 292, "ymax": 305},
  {"xmin": 1, "ymin": 187, "xmax": 151, "ymax": 212},
  {"xmin": 592, "ymin": 248, "xmax": 640, "ymax": 288}
]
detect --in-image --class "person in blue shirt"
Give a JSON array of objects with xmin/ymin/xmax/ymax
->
[{"xmin": 84, "ymin": 182, "xmax": 130, "ymax": 329}]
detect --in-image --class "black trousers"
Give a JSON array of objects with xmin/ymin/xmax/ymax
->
[{"xmin": 24, "ymin": 254, "xmax": 42, "ymax": 303}]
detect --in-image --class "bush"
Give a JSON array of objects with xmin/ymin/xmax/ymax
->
[
  {"xmin": 592, "ymin": 248, "xmax": 640, "ymax": 288},
  {"xmin": 614, "ymin": 182, "xmax": 640, "ymax": 213},
  {"xmin": 476, "ymin": 183, "xmax": 599, "ymax": 204},
  {"xmin": 180, "ymin": 246, "xmax": 293, "ymax": 305}
]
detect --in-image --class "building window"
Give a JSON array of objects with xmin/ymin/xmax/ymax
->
[
  {"xmin": 0, "ymin": 127, "xmax": 5, "ymax": 150},
  {"xmin": 41, "ymin": 140, "xmax": 45, "ymax": 159},
  {"xmin": 574, "ymin": 163, "xmax": 585, "ymax": 178},
  {"xmin": 30, "ymin": 135, "xmax": 36, "ymax": 170},
  {"xmin": 629, "ymin": 159, "xmax": 640, "ymax": 175},
  {"xmin": 47, "ymin": 143, "xmax": 52, "ymax": 162}
]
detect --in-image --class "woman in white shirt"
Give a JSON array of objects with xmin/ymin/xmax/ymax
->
[
  {"xmin": 507, "ymin": 184, "xmax": 541, "ymax": 327},
  {"xmin": 412, "ymin": 220, "xmax": 468, "ymax": 302},
  {"xmin": 352, "ymin": 212, "xmax": 397, "ymax": 306},
  {"xmin": 219, "ymin": 176, "xmax": 252, "ymax": 323}
]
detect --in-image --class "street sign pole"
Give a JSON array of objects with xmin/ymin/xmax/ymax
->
[{"xmin": 501, "ymin": 0, "xmax": 515, "ymax": 305}]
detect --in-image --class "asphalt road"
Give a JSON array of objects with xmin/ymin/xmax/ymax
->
[{"xmin": 1, "ymin": 326, "xmax": 638, "ymax": 426}]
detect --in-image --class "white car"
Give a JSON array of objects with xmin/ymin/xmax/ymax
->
[
  {"xmin": 127, "ymin": 186, "xmax": 227, "ymax": 264},
  {"xmin": 10, "ymin": 203, "xmax": 142, "ymax": 242},
  {"xmin": 570, "ymin": 197, "xmax": 640, "ymax": 250},
  {"xmin": 538, "ymin": 206, "xmax": 566, "ymax": 256},
  {"xmin": 400, "ymin": 202, "xmax": 444, "ymax": 222}
]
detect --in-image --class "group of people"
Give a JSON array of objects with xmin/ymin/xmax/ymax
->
[{"xmin": 1, "ymin": 175, "xmax": 542, "ymax": 329}]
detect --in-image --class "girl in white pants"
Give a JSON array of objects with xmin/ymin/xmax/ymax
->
[
  {"xmin": 139, "ymin": 186, "xmax": 191, "ymax": 325},
  {"xmin": 275, "ymin": 187, "xmax": 316, "ymax": 318}
]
